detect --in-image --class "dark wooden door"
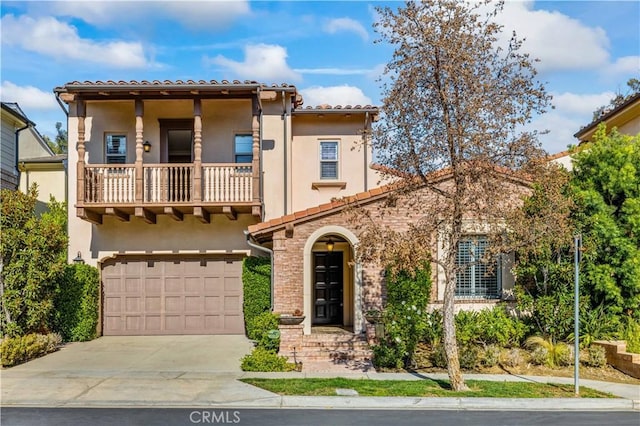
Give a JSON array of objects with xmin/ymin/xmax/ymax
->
[{"xmin": 313, "ymin": 252, "xmax": 343, "ymax": 325}]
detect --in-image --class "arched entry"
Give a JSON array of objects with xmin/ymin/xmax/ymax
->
[{"xmin": 303, "ymin": 226, "xmax": 362, "ymax": 335}]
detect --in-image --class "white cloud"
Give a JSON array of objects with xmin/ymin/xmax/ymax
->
[
  {"xmin": 0, "ymin": 81, "xmax": 58, "ymax": 111},
  {"xmin": 495, "ymin": 2, "xmax": 610, "ymax": 72},
  {"xmin": 323, "ymin": 17, "xmax": 369, "ymax": 41},
  {"xmin": 206, "ymin": 44, "xmax": 301, "ymax": 82},
  {"xmin": 532, "ymin": 91, "xmax": 614, "ymax": 153},
  {"xmin": 1, "ymin": 14, "xmax": 152, "ymax": 68},
  {"xmin": 604, "ymin": 56, "xmax": 640, "ymax": 76},
  {"xmin": 49, "ymin": 0, "xmax": 250, "ymax": 29},
  {"xmin": 300, "ymin": 85, "xmax": 373, "ymax": 107}
]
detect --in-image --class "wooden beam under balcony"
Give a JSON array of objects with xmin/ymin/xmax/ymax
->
[
  {"xmin": 105, "ymin": 207, "xmax": 130, "ymax": 222},
  {"xmin": 164, "ymin": 207, "xmax": 183, "ymax": 221},
  {"xmin": 77, "ymin": 207, "xmax": 102, "ymax": 225},
  {"xmin": 223, "ymin": 206, "xmax": 237, "ymax": 221},
  {"xmin": 135, "ymin": 207, "xmax": 156, "ymax": 224},
  {"xmin": 194, "ymin": 207, "xmax": 210, "ymax": 224},
  {"xmin": 252, "ymin": 205, "xmax": 262, "ymax": 217}
]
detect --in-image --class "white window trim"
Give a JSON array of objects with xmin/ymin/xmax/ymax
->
[
  {"xmin": 319, "ymin": 140, "xmax": 339, "ymax": 180},
  {"xmin": 454, "ymin": 237, "xmax": 502, "ymax": 299},
  {"xmin": 436, "ymin": 224, "xmax": 514, "ymax": 301}
]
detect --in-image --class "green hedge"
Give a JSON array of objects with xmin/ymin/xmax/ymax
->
[
  {"xmin": 242, "ymin": 256, "xmax": 271, "ymax": 338},
  {"xmin": 53, "ymin": 264, "xmax": 99, "ymax": 342}
]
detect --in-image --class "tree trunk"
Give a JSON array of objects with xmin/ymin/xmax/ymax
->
[{"xmin": 442, "ymin": 267, "xmax": 468, "ymax": 391}]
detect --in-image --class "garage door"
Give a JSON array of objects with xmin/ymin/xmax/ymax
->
[{"xmin": 102, "ymin": 256, "xmax": 244, "ymax": 335}]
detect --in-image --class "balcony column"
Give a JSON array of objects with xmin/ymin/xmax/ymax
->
[
  {"xmin": 193, "ymin": 99, "xmax": 202, "ymax": 203},
  {"xmin": 251, "ymin": 97, "xmax": 260, "ymax": 206},
  {"xmin": 135, "ymin": 100, "xmax": 144, "ymax": 203},
  {"xmin": 76, "ymin": 100, "xmax": 86, "ymax": 204}
]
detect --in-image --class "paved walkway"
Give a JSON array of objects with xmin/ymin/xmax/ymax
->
[{"xmin": 1, "ymin": 336, "xmax": 638, "ymax": 410}]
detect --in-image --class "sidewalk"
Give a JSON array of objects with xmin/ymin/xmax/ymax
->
[{"xmin": 2, "ymin": 368, "xmax": 638, "ymax": 410}]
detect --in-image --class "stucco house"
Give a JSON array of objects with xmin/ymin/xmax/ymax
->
[
  {"xmin": 1, "ymin": 102, "xmax": 66, "ymax": 211},
  {"xmin": 550, "ymin": 91, "xmax": 640, "ymax": 170},
  {"xmin": 54, "ymin": 80, "xmax": 380, "ymax": 339}
]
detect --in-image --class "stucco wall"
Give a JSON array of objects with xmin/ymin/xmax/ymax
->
[{"xmin": 19, "ymin": 167, "xmax": 66, "ymax": 212}]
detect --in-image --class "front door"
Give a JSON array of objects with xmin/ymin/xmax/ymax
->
[{"xmin": 313, "ymin": 252, "xmax": 343, "ymax": 325}]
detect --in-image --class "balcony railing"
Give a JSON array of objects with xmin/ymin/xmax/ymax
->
[{"xmin": 83, "ymin": 163, "xmax": 253, "ymax": 205}]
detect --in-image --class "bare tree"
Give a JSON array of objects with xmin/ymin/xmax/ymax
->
[{"xmin": 359, "ymin": 0, "xmax": 551, "ymax": 390}]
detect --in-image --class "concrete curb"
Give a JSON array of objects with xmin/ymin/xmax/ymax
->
[
  {"xmin": 278, "ymin": 396, "xmax": 637, "ymax": 411},
  {"xmin": 2, "ymin": 397, "xmax": 636, "ymax": 411}
]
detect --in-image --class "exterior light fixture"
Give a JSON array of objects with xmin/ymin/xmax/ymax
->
[
  {"xmin": 143, "ymin": 140, "xmax": 152, "ymax": 153},
  {"xmin": 73, "ymin": 251, "xmax": 85, "ymax": 264},
  {"xmin": 326, "ymin": 238, "xmax": 335, "ymax": 253}
]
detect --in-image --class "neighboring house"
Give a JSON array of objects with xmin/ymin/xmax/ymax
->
[
  {"xmin": 54, "ymin": 80, "xmax": 380, "ymax": 337},
  {"xmin": 550, "ymin": 91, "xmax": 640, "ymax": 170},
  {"xmin": 1, "ymin": 102, "xmax": 34, "ymax": 190},
  {"xmin": 248, "ymin": 169, "xmax": 527, "ymax": 362},
  {"xmin": 1, "ymin": 102, "xmax": 65, "ymax": 210}
]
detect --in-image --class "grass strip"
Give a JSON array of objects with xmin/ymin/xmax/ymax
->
[{"xmin": 240, "ymin": 378, "xmax": 613, "ymax": 398}]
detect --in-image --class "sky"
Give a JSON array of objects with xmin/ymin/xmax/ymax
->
[{"xmin": 1, "ymin": 0, "xmax": 638, "ymax": 155}]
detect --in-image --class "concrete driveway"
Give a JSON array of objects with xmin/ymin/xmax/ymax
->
[{"xmin": 1, "ymin": 335, "xmax": 281, "ymax": 407}]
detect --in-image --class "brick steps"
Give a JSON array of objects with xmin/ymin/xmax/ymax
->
[{"xmin": 280, "ymin": 333, "xmax": 372, "ymax": 364}]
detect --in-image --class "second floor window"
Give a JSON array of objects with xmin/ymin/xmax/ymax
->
[
  {"xmin": 455, "ymin": 236, "xmax": 501, "ymax": 299},
  {"xmin": 105, "ymin": 134, "xmax": 127, "ymax": 164},
  {"xmin": 320, "ymin": 141, "xmax": 339, "ymax": 179},
  {"xmin": 235, "ymin": 135, "xmax": 253, "ymax": 163}
]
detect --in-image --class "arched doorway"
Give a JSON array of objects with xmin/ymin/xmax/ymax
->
[{"xmin": 303, "ymin": 226, "xmax": 362, "ymax": 335}]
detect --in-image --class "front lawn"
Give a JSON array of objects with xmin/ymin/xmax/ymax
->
[{"xmin": 241, "ymin": 378, "xmax": 613, "ymax": 398}]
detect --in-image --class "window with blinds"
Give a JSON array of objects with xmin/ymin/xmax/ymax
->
[
  {"xmin": 455, "ymin": 237, "xmax": 501, "ymax": 298},
  {"xmin": 234, "ymin": 135, "xmax": 253, "ymax": 163},
  {"xmin": 105, "ymin": 134, "xmax": 127, "ymax": 164},
  {"xmin": 320, "ymin": 141, "xmax": 338, "ymax": 179}
]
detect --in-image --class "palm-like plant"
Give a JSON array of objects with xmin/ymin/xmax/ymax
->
[{"xmin": 525, "ymin": 336, "xmax": 571, "ymax": 368}]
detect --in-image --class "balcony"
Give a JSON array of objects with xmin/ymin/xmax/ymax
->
[{"xmin": 77, "ymin": 163, "xmax": 260, "ymax": 224}]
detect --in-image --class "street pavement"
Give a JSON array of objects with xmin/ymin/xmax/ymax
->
[{"xmin": 1, "ymin": 336, "xmax": 638, "ymax": 411}]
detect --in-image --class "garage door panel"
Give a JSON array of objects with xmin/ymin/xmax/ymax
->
[
  {"xmin": 146, "ymin": 315, "xmax": 161, "ymax": 330},
  {"xmin": 145, "ymin": 278, "xmax": 161, "ymax": 294},
  {"xmin": 102, "ymin": 257, "xmax": 244, "ymax": 335}
]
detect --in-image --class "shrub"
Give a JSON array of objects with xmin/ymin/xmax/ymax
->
[
  {"xmin": 475, "ymin": 307, "xmax": 528, "ymax": 347},
  {"xmin": 0, "ymin": 188, "xmax": 67, "ymax": 337},
  {"xmin": 423, "ymin": 310, "xmax": 443, "ymax": 344},
  {"xmin": 240, "ymin": 348, "xmax": 296, "ymax": 372},
  {"xmin": 459, "ymin": 345, "xmax": 481, "ymax": 369},
  {"xmin": 454, "ymin": 310, "xmax": 479, "ymax": 347},
  {"xmin": 525, "ymin": 336, "xmax": 571, "ymax": 368},
  {"xmin": 568, "ymin": 304, "xmax": 618, "ymax": 348},
  {"xmin": 374, "ymin": 264, "xmax": 432, "ymax": 369},
  {"xmin": 242, "ymin": 256, "xmax": 271, "ymax": 338},
  {"xmin": 248, "ymin": 312, "xmax": 280, "ymax": 351},
  {"xmin": 502, "ymin": 348, "xmax": 525, "ymax": 368},
  {"xmin": 619, "ymin": 315, "xmax": 640, "ymax": 354},
  {"xmin": 529, "ymin": 346, "xmax": 549, "ymax": 366},
  {"xmin": 372, "ymin": 344, "xmax": 404, "ymax": 369},
  {"xmin": 453, "ymin": 307, "xmax": 527, "ymax": 348},
  {"xmin": 430, "ymin": 344, "xmax": 447, "ymax": 368},
  {"xmin": 0, "ymin": 333, "xmax": 61, "ymax": 367},
  {"xmin": 53, "ymin": 264, "xmax": 99, "ymax": 341},
  {"xmin": 586, "ymin": 345, "xmax": 607, "ymax": 368},
  {"xmin": 482, "ymin": 344, "xmax": 501, "ymax": 367}
]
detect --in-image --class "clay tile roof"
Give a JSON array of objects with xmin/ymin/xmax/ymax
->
[{"xmin": 247, "ymin": 163, "xmax": 533, "ymax": 238}]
